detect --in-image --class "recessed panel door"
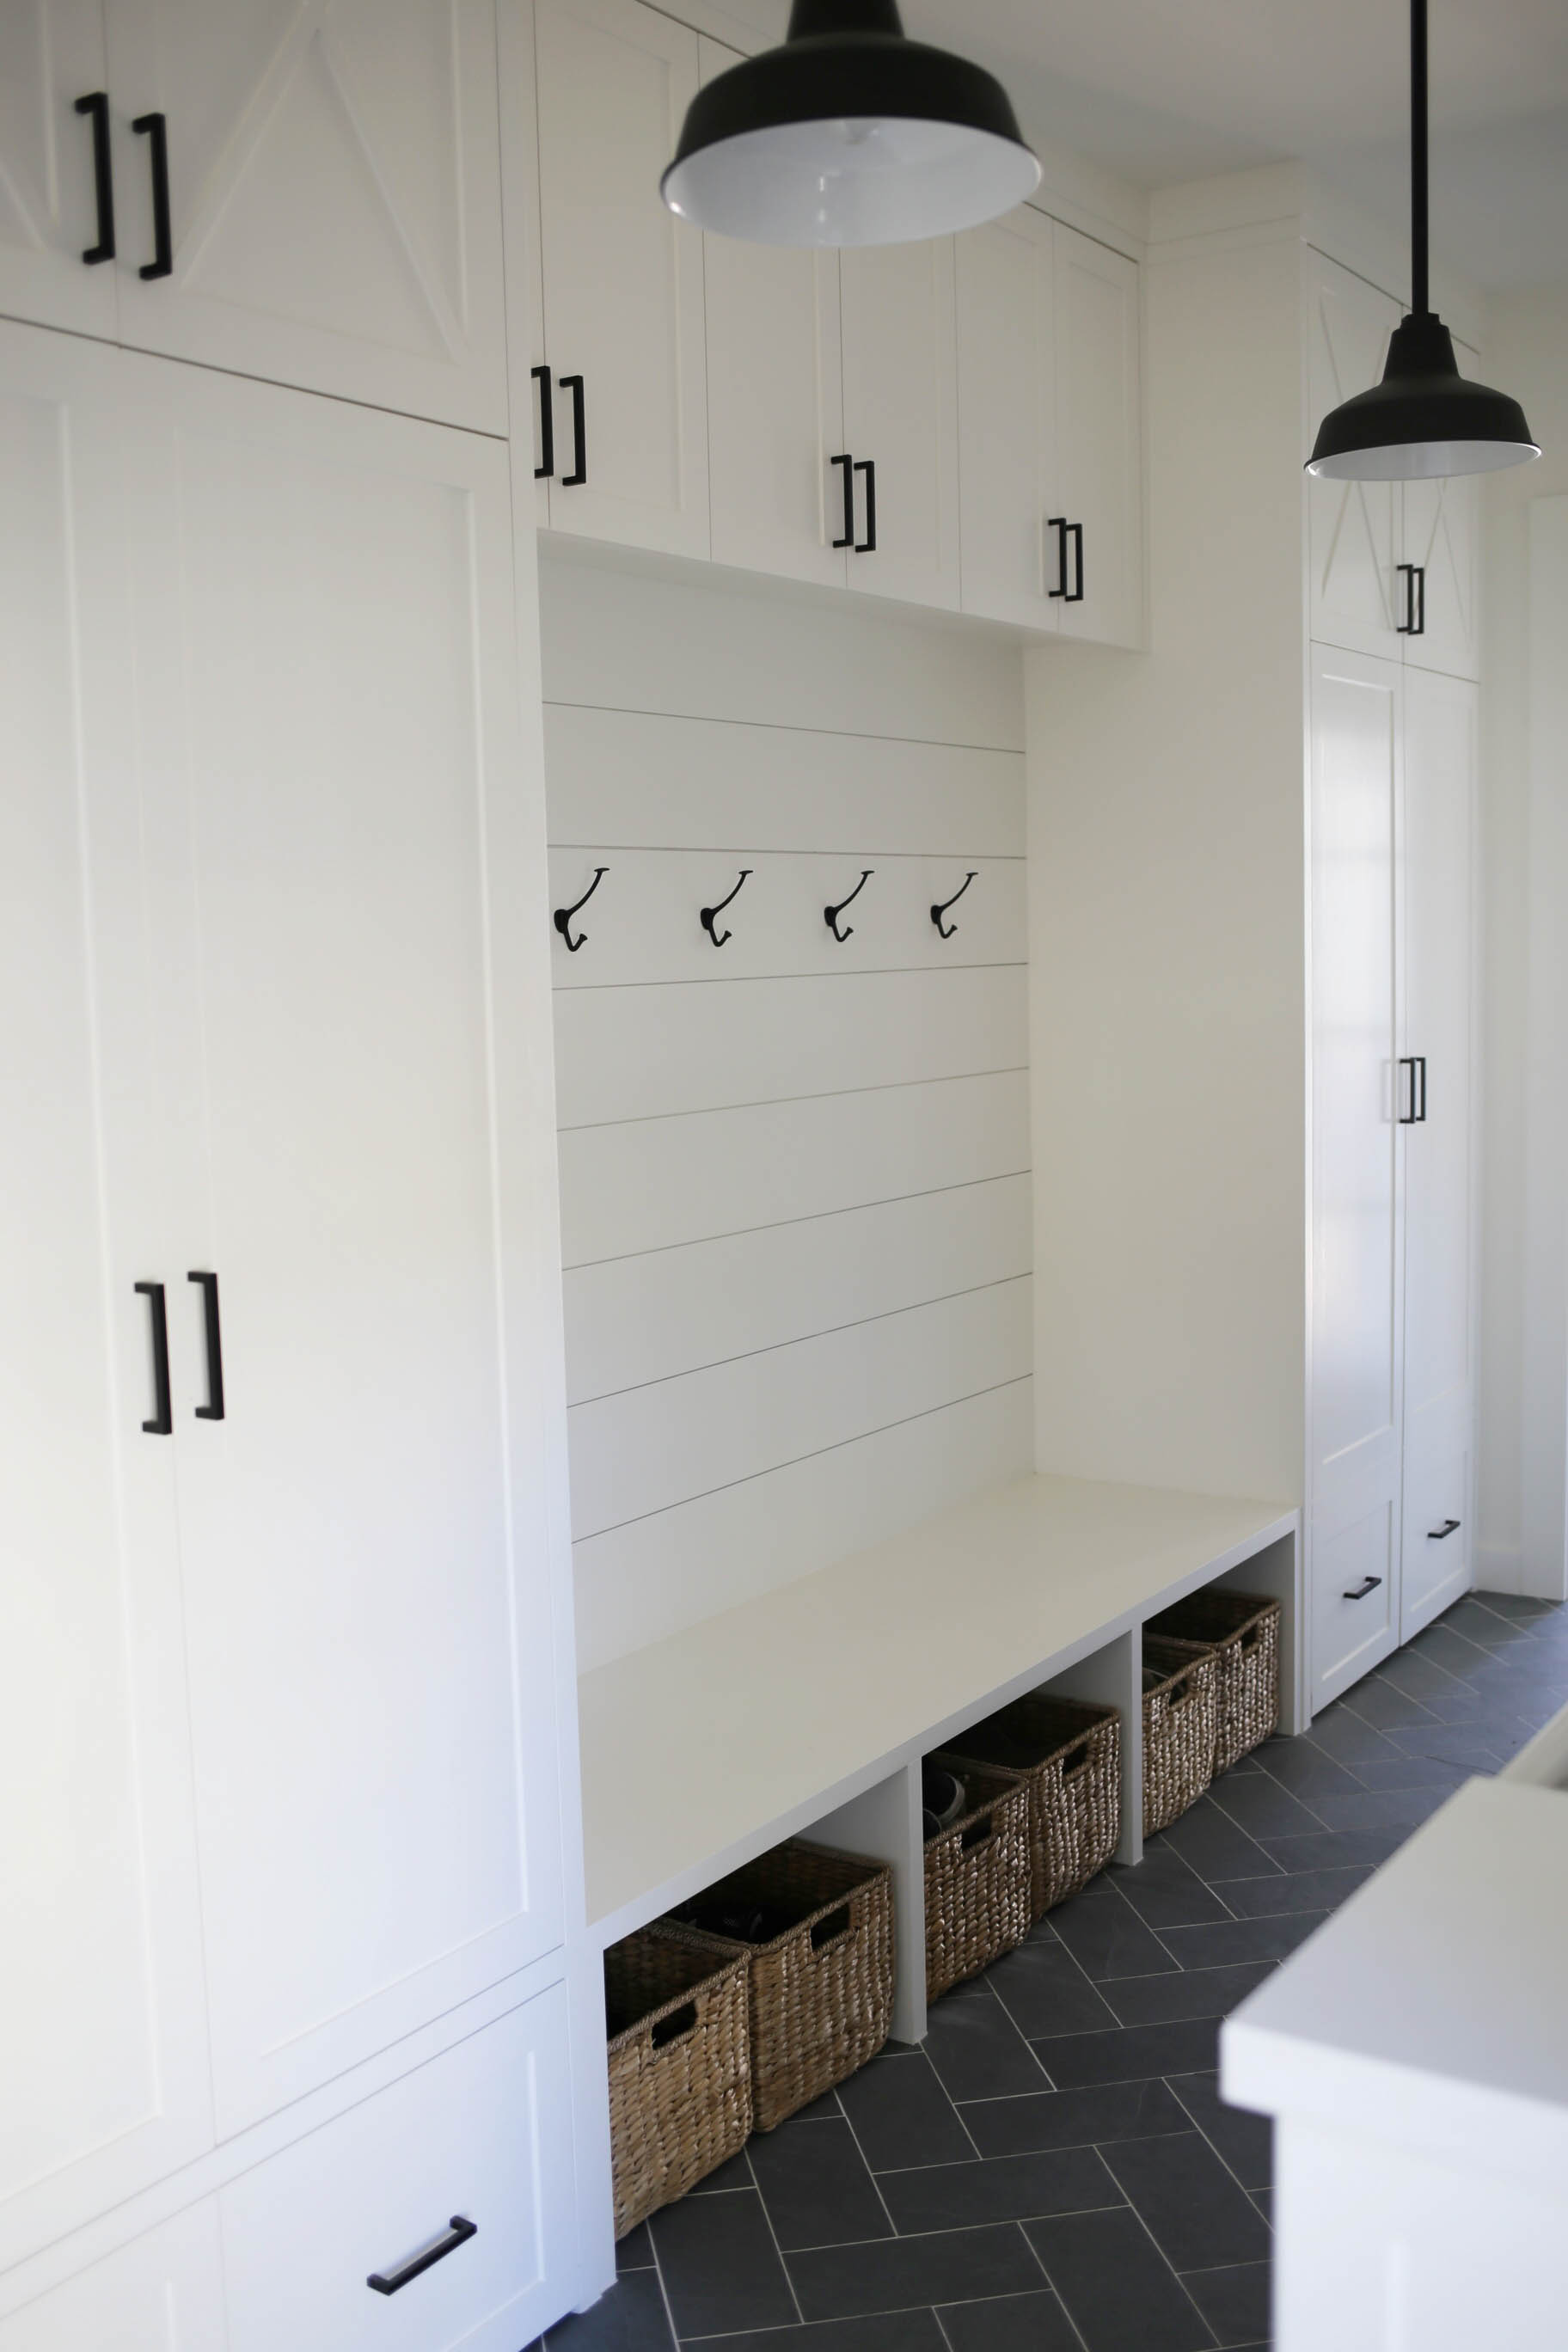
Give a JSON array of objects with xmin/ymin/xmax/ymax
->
[
  {"xmin": 1310, "ymin": 646, "xmax": 1404, "ymax": 1706},
  {"xmin": 840, "ymin": 234, "xmax": 960, "ymax": 611},
  {"xmin": 1307, "ymin": 254, "xmax": 1403, "ymax": 660},
  {"xmin": 1053, "ymin": 221, "xmax": 1141, "ymax": 648},
  {"xmin": 955, "ymin": 204, "xmax": 1057, "ymax": 630},
  {"xmin": 1401, "ymin": 470, "xmax": 1479, "ymax": 681},
  {"xmin": 1400, "ymin": 668, "xmax": 1477, "ymax": 1637},
  {"xmin": 0, "ymin": 2, "xmax": 119, "ymax": 339}
]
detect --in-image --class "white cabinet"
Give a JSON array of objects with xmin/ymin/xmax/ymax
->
[
  {"xmin": 219, "ymin": 1987, "xmax": 575, "ymax": 2352},
  {"xmin": 0, "ymin": 322, "xmax": 213, "ymax": 2270},
  {"xmin": 1400, "ymin": 669, "xmax": 1477, "ymax": 1638},
  {"xmin": 1308, "ymin": 646, "xmax": 1404, "ymax": 1707},
  {"xmin": 839, "ymin": 236, "xmax": 960, "ymax": 610},
  {"xmin": 1401, "ymin": 468, "xmax": 1479, "ymax": 681},
  {"xmin": 528, "ymin": 0, "xmax": 709, "ymax": 557},
  {"xmin": 956, "ymin": 209, "xmax": 1142, "ymax": 645},
  {"xmin": 1307, "ymin": 254, "xmax": 1403, "ymax": 659},
  {"xmin": 0, "ymin": 2202, "xmax": 228, "ymax": 2352},
  {"xmin": 0, "ymin": 4, "xmax": 119, "ymax": 340},
  {"xmin": 701, "ymin": 38, "xmax": 844, "ymax": 591}
]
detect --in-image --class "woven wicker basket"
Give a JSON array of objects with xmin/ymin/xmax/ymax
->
[
  {"xmin": 944, "ymin": 1697, "xmax": 1120, "ymax": 1920},
  {"xmin": 662, "ymin": 1840, "xmax": 894, "ymax": 2132},
  {"xmin": 604, "ymin": 1929, "xmax": 752, "ymax": 2239},
  {"xmin": 1142, "ymin": 1636, "xmax": 1219, "ymax": 1836},
  {"xmin": 923, "ymin": 1756, "xmax": 1032, "ymax": 2000},
  {"xmin": 1146, "ymin": 1588, "xmax": 1281, "ymax": 1774}
]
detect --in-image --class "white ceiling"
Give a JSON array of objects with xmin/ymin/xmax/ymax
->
[{"xmin": 722, "ymin": 0, "xmax": 1568, "ymax": 286}]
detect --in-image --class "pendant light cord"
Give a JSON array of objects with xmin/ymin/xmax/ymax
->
[{"xmin": 1411, "ymin": 0, "xmax": 1430, "ymax": 316}]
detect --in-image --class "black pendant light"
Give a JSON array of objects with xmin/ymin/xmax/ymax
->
[
  {"xmin": 1307, "ymin": 0, "xmax": 1538, "ymax": 480},
  {"xmin": 660, "ymin": 0, "xmax": 1040, "ymax": 248}
]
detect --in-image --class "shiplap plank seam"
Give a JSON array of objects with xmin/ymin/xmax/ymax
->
[
  {"xmin": 542, "ymin": 695, "xmax": 1026, "ymax": 760},
  {"xmin": 559, "ymin": 1063, "xmax": 1030, "ymax": 1133}
]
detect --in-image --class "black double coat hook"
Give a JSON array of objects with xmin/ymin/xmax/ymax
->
[
  {"xmin": 824, "ymin": 870, "xmax": 873, "ymax": 943},
  {"xmin": 701, "ymin": 869, "xmax": 751, "ymax": 947},
  {"xmin": 554, "ymin": 866, "xmax": 607, "ymax": 952},
  {"xmin": 930, "ymin": 873, "xmax": 977, "ymax": 940}
]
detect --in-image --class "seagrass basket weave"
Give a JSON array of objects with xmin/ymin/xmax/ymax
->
[
  {"xmin": 922, "ymin": 1756, "xmax": 1032, "ymax": 2000},
  {"xmin": 945, "ymin": 1697, "xmax": 1121, "ymax": 1920},
  {"xmin": 1146, "ymin": 1587, "xmax": 1281, "ymax": 1773},
  {"xmin": 603, "ymin": 1929, "xmax": 752, "ymax": 2239},
  {"xmin": 1142, "ymin": 1636, "xmax": 1219, "ymax": 1835},
  {"xmin": 661, "ymin": 1840, "xmax": 894, "ymax": 2131}
]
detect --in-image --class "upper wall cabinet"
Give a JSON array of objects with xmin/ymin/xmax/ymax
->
[
  {"xmin": 0, "ymin": 0, "xmax": 508, "ymax": 428},
  {"xmin": 527, "ymin": 0, "xmax": 709, "ymax": 557},
  {"xmin": 839, "ymin": 236, "xmax": 960, "ymax": 611},
  {"xmin": 957, "ymin": 209, "xmax": 1142, "ymax": 646},
  {"xmin": 0, "ymin": 3, "xmax": 119, "ymax": 340},
  {"xmin": 1400, "ymin": 408, "xmax": 1479, "ymax": 681}
]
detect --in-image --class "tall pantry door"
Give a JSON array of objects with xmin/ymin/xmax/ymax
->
[
  {"xmin": 1309, "ymin": 646, "xmax": 1404, "ymax": 1707},
  {"xmin": 117, "ymin": 351, "xmax": 566, "ymax": 2139},
  {"xmin": 0, "ymin": 323, "xmax": 212, "ymax": 2269},
  {"xmin": 1307, "ymin": 255, "xmax": 1403, "ymax": 661},
  {"xmin": 1400, "ymin": 668, "xmax": 1478, "ymax": 1637}
]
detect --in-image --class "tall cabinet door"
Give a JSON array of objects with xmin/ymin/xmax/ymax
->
[
  {"xmin": 1307, "ymin": 254, "xmax": 1403, "ymax": 660},
  {"xmin": 0, "ymin": 3, "xmax": 119, "ymax": 340},
  {"xmin": 102, "ymin": 0, "xmax": 507, "ymax": 430},
  {"xmin": 1309, "ymin": 646, "xmax": 1404, "ymax": 1708},
  {"xmin": 1401, "ymin": 472, "xmax": 1479, "ymax": 681},
  {"xmin": 117, "ymin": 352, "xmax": 566, "ymax": 2138},
  {"xmin": 0, "ymin": 323, "xmax": 212, "ymax": 2269},
  {"xmin": 840, "ymin": 236, "xmax": 960, "ymax": 610},
  {"xmin": 531, "ymin": 0, "xmax": 708, "ymax": 557},
  {"xmin": 956, "ymin": 205, "xmax": 1057, "ymax": 631},
  {"xmin": 1400, "ymin": 669, "xmax": 1477, "ymax": 1638},
  {"xmin": 1053, "ymin": 222, "xmax": 1142, "ymax": 648},
  {"xmin": 702, "ymin": 44, "xmax": 844, "ymax": 590}
]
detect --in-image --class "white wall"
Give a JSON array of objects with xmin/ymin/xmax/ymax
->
[
  {"xmin": 1025, "ymin": 228, "xmax": 1308, "ymax": 1506},
  {"xmin": 541, "ymin": 554, "xmax": 1033, "ymax": 1669},
  {"xmin": 1478, "ymin": 289, "xmax": 1568, "ymax": 1599}
]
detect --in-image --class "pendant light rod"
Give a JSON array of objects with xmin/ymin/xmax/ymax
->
[{"xmin": 1410, "ymin": 0, "xmax": 1429, "ymax": 315}]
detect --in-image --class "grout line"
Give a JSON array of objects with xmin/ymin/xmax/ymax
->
[
  {"xmin": 572, "ymin": 1375, "xmax": 1032, "ymax": 1545},
  {"xmin": 569, "ymin": 1274, "xmax": 1032, "ymax": 1409},
  {"xmin": 559, "ymin": 1065, "xmax": 1032, "ymax": 1135},
  {"xmin": 1161, "ymin": 2069, "xmax": 1272, "ymax": 2218},
  {"xmin": 749, "ymin": 2165, "xmax": 806, "ymax": 2331},
  {"xmin": 542, "ymin": 692, "xmax": 1026, "ymax": 762},
  {"xmin": 768, "ymin": 2203, "xmax": 1130, "ymax": 2259},
  {"xmin": 564, "ymin": 1168, "xmax": 1033, "ymax": 1272},
  {"xmin": 833, "ymin": 2080, "xmax": 905, "ymax": 2239},
  {"xmin": 1016, "ymin": 2217, "xmax": 1094, "ymax": 2352}
]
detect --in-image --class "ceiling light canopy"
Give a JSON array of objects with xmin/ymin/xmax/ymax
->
[
  {"xmin": 1307, "ymin": 0, "xmax": 1538, "ymax": 481},
  {"xmin": 660, "ymin": 0, "xmax": 1041, "ymax": 248}
]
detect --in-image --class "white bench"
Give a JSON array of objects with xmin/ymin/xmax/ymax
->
[{"xmin": 578, "ymin": 1471, "xmax": 1301, "ymax": 2042}]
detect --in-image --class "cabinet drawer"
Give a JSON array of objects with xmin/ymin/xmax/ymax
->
[
  {"xmin": 1313, "ymin": 1503, "xmax": 1396, "ymax": 1707},
  {"xmin": 219, "ymin": 1982, "xmax": 575, "ymax": 2352}
]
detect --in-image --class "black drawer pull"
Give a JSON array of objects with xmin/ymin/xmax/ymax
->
[
  {"xmin": 367, "ymin": 2215, "xmax": 476, "ymax": 2297},
  {"xmin": 135, "ymin": 1282, "xmax": 172, "ymax": 1434},
  {"xmin": 75, "ymin": 93, "xmax": 116, "ymax": 264},
  {"xmin": 1343, "ymin": 1575, "xmax": 1383, "ymax": 1601},
  {"xmin": 188, "ymin": 1271, "xmax": 225, "ymax": 1420},
  {"xmin": 132, "ymin": 111, "xmax": 172, "ymax": 279},
  {"xmin": 1428, "ymin": 1518, "xmax": 1461, "ymax": 1541}
]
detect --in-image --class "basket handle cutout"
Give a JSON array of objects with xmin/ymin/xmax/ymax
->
[
  {"xmin": 1240, "ymin": 1625, "xmax": 1262, "ymax": 1650},
  {"xmin": 1063, "ymin": 1755, "xmax": 1090, "ymax": 1779},
  {"xmin": 810, "ymin": 1903, "xmax": 853, "ymax": 1953},
  {"xmin": 650, "ymin": 2000, "xmax": 699, "ymax": 2050},
  {"xmin": 961, "ymin": 1811, "xmax": 998, "ymax": 1852}
]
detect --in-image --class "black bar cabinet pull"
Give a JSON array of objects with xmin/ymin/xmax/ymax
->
[
  {"xmin": 132, "ymin": 112, "xmax": 172, "ymax": 279},
  {"xmin": 1067, "ymin": 520, "xmax": 1085, "ymax": 603},
  {"xmin": 1047, "ymin": 515, "xmax": 1070, "ymax": 597},
  {"xmin": 1428, "ymin": 1517, "xmax": 1462, "ymax": 1541},
  {"xmin": 1398, "ymin": 1055, "xmax": 1427, "ymax": 1124},
  {"xmin": 1397, "ymin": 560, "xmax": 1426, "ymax": 636},
  {"xmin": 830, "ymin": 453, "xmax": 854, "ymax": 548},
  {"xmin": 187, "ymin": 1271, "xmax": 225, "ymax": 1421},
  {"xmin": 75, "ymin": 94, "xmax": 116, "ymax": 264},
  {"xmin": 135, "ymin": 1283, "xmax": 173, "ymax": 1436},
  {"xmin": 1414, "ymin": 563, "xmax": 1426, "ymax": 635},
  {"xmin": 559, "ymin": 374, "xmax": 586, "ymax": 486},
  {"xmin": 854, "ymin": 457, "xmax": 876, "ymax": 553},
  {"xmin": 1342, "ymin": 1575, "xmax": 1383, "ymax": 1601},
  {"xmin": 367, "ymin": 2215, "xmax": 477, "ymax": 2297},
  {"xmin": 532, "ymin": 364, "xmax": 554, "ymax": 479}
]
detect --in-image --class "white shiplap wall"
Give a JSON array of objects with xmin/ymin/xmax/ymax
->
[{"xmin": 542, "ymin": 554, "xmax": 1032, "ymax": 1671}]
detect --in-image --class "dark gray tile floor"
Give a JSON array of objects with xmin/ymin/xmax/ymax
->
[{"xmin": 532, "ymin": 1590, "xmax": 1567, "ymax": 2352}]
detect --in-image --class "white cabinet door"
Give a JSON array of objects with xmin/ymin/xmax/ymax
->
[
  {"xmin": 0, "ymin": 322, "xmax": 212, "ymax": 2271},
  {"xmin": 0, "ymin": 3, "xmax": 119, "ymax": 340},
  {"xmin": 701, "ymin": 42, "xmax": 844, "ymax": 590},
  {"xmin": 1307, "ymin": 254, "xmax": 1403, "ymax": 659},
  {"xmin": 956, "ymin": 205, "xmax": 1057, "ymax": 631},
  {"xmin": 0, "ymin": 2201, "xmax": 228, "ymax": 2352},
  {"xmin": 531, "ymin": 0, "xmax": 708, "ymax": 556},
  {"xmin": 840, "ymin": 236, "xmax": 959, "ymax": 610},
  {"xmin": 1401, "ymin": 472, "xmax": 1479, "ymax": 681},
  {"xmin": 115, "ymin": 352, "xmax": 565, "ymax": 2136},
  {"xmin": 101, "ymin": 0, "xmax": 506, "ymax": 430},
  {"xmin": 1400, "ymin": 670, "xmax": 1477, "ymax": 1638},
  {"xmin": 1309, "ymin": 647, "xmax": 1404, "ymax": 1708},
  {"xmin": 219, "ymin": 1985, "xmax": 575, "ymax": 2352},
  {"xmin": 1053, "ymin": 221, "xmax": 1142, "ymax": 647}
]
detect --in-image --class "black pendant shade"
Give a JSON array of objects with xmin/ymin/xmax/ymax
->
[
  {"xmin": 1307, "ymin": 0, "xmax": 1538, "ymax": 480},
  {"xmin": 660, "ymin": 0, "xmax": 1040, "ymax": 248}
]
